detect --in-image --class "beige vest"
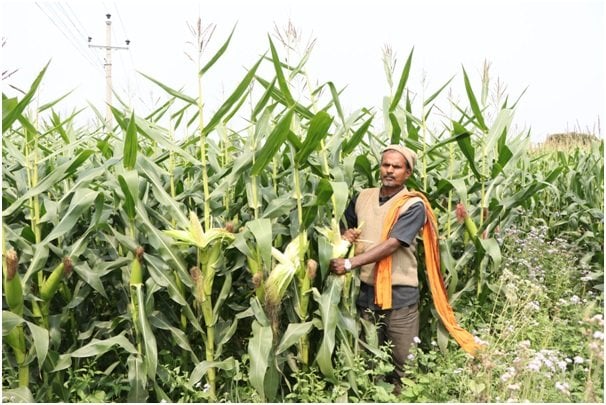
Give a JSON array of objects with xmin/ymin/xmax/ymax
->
[{"xmin": 355, "ymin": 187, "xmax": 422, "ymax": 286}]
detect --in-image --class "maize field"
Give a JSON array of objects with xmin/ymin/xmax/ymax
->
[{"xmin": 2, "ymin": 25, "xmax": 604, "ymax": 402}]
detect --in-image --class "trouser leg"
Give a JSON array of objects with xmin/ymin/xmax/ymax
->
[{"xmin": 386, "ymin": 303, "xmax": 419, "ymax": 379}]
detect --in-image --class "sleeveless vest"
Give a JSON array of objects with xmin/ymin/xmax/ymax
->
[{"xmin": 355, "ymin": 187, "xmax": 422, "ymax": 287}]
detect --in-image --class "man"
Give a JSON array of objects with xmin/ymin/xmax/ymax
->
[{"xmin": 329, "ymin": 144, "xmax": 425, "ymax": 387}]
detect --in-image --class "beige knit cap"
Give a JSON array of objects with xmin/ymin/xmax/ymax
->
[{"xmin": 382, "ymin": 144, "xmax": 417, "ymax": 171}]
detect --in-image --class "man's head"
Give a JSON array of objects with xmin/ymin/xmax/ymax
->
[
  {"xmin": 379, "ymin": 145, "xmax": 416, "ymax": 192},
  {"xmin": 382, "ymin": 144, "xmax": 417, "ymax": 172}
]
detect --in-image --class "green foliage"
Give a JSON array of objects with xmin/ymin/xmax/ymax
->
[{"xmin": 2, "ymin": 22, "xmax": 603, "ymax": 402}]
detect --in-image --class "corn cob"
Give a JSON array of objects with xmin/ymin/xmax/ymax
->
[
  {"xmin": 40, "ymin": 257, "xmax": 73, "ymax": 301},
  {"xmin": 3, "ymin": 249, "xmax": 28, "ymax": 387},
  {"xmin": 4, "ymin": 249, "xmax": 23, "ymax": 316}
]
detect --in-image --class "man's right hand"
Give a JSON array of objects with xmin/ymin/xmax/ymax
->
[{"xmin": 343, "ymin": 228, "xmax": 361, "ymax": 243}]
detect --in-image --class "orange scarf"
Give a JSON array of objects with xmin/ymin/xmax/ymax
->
[{"xmin": 374, "ymin": 191, "xmax": 483, "ymax": 356}]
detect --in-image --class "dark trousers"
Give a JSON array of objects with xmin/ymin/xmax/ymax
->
[{"xmin": 359, "ymin": 303, "xmax": 419, "ymax": 380}]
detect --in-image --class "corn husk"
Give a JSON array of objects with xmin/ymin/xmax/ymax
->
[{"xmin": 264, "ymin": 234, "xmax": 307, "ymax": 306}]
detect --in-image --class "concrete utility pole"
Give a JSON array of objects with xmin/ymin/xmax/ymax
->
[{"xmin": 88, "ymin": 14, "xmax": 130, "ymax": 130}]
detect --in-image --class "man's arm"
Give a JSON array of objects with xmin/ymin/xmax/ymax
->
[{"xmin": 329, "ymin": 237, "xmax": 400, "ymax": 275}]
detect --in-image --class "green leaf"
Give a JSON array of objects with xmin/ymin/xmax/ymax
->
[
  {"xmin": 327, "ymin": 82, "xmax": 346, "ymax": 126},
  {"xmin": 189, "ymin": 357, "xmax": 236, "ymax": 386},
  {"xmin": 200, "ymin": 24, "xmax": 236, "ymax": 75},
  {"xmin": 139, "ymin": 73, "xmax": 197, "ymax": 104},
  {"xmin": 127, "ymin": 354, "xmax": 148, "ymax": 403},
  {"xmin": 424, "ymin": 75, "xmax": 455, "ymax": 106},
  {"xmin": 330, "ymin": 181, "xmax": 349, "ymax": 221},
  {"xmin": 123, "ymin": 111, "xmax": 138, "ymax": 170},
  {"xmin": 268, "ymin": 36, "xmax": 295, "ymax": 106},
  {"xmin": 149, "ymin": 312, "xmax": 196, "ymax": 358},
  {"xmin": 245, "ymin": 219, "xmax": 273, "ymax": 270},
  {"xmin": 71, "ymin": 333, "xmax": 138, "ymax": 357},
  {"xmin": 41, "ymin": 188, "xmax": 98, "ymax": 244},
  {"xmin": 276, "ymin": 322, "xmax": 314, "ymax": 354},
  {"xmin": 295, "ymin": 111, "xmax": 333, "ymax": 164},
  {"xmin": 248, "ymin": 320, "xmax": 273, "ymax": 400},
  {"xmin": 313, "ymin": 275, "xmax": 344, "ymax": 381},
  {"xmin": 3, "ymin": 150, "xmax": 94, "ymax": 217},
  {"xmin": 343, "ymin": 115, "xmax": 373, "ymax": 155},
  {"xmin": 462, "ymin": 67, "xmax": 488, "ymax": 132},
  {"xmin": 135, "ymin": 284, "xmax": 158, "ymax": 380},
  {"xmin": 479, "ymin": 238, "xmax": 502, "ymax": 267},
  {"xmin": 1, "ymin": 387, "xmax": 35, "ymax": 403},
  {"xmin": 452, "ymin": 121, "xmax": 483, "ymax": 180},
  {"xmin": 389, "ymin": 112, "xmax": 401, "ymax": 144},
  {"xmin": 137, "ymin": 157, "xmax": 189, "ymax": 229},
  {"xmin": 26, "ymin": 319, "xmax": 49, "ymax": 367},
  {"xmin": 251, "ymin": 109, "xmax": 294, "ymax": 175},
  {"xmin": 201, "ymin": 55, "xmax": 264, "ymax": 140},
  {"xmin": 2, "ymin": 61, "xmax": 49, "ymax": 133},
  {"xmin": 2, "ymin": 311, "xmax": 23, "ymax": 334},
  {"xmin": 388, "ymin": 47, "xmax": 414, "ymax": 112}
]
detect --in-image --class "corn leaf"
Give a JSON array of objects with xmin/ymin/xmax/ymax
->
[
  {"xmin": 268, "ymin": 36, "xmax": 295, "ymax": 107},
  {"xmin": 41, "ymin": 188, "xmax": 98, "ymax": 244},
  {"xmin": 276, "ymin": 322, "xmax": 314, "ymax": 355},
  {"xmin": 134, "ymin": 284, "xmax": 158, "ymax": 379},
  {"xmin": 200, "ymin": 24, "xmax": 236, "ymax": 75},
  {"xmin": 452, "ymin": 121, "xmax": 483, "ymax": 180},
  {"xmin": 139, "ymin": 73, "xmax": 196, "ymax": 104},
  {"xmin": 123, "ymin": 111, "xmax": 138, "ymax": 170},
  {"xmin": 251, "ymin": 108, "xmax": 294, "ymax": 175},
  {"xmin": 462, "ymin": 67, "xmax": 488, "ymax": 132},
  {"xmin": 201, "ymin": 55, "xmax": 264, "ymax": 139},
  {"xmin": 388, "ymin": 47, "xmax": 414, "ymax": 112},
  {"xmin": 245, "ymin": 218, "xmax": 272, "ymax": 271},
  {"xmin": 343, "ymin": 115, "xmax": 373, "ymax": 155},
  {"xmin": 3, "ymin": 150, "xmax": 94, "ymax": 217},
  {"xmin": 313, "ymin": 275, "xmax": 344, "ymax": 381},
  {"xmin": 127, "ymin": 354, "xmax": 147, "ymax": 403},
  {"xmin": 71, "ymin": 333, "xmax": 138, "ymax": 357},
  {"xmin": 2, "ymin": 61, "xmax": 49, "ymax": 133},
  {"xmin": 248, "ymin": 320, "xmax": 273, "ymax": 400},
  {"xmin": 295, "ymin": 111, "xmax": 333, "ymax": 164},
  {"xmin": 189, "ymin": 357, "xmax": 236, "ymax": 387}
]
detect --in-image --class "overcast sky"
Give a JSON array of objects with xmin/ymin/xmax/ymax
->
[{"xmin": 2, "ymin": 0, "xmax": 604, "ymax": 142}]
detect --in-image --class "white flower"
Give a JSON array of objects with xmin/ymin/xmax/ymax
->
[
  {"xmin": 203, "ymin": 383, "xmax": 210, "ymax": 393},
  {"xmin": 557, "ymin": 360, "xmax": 567, "ymax": 371},
  {"xmin": 431, "ymin": 340, "xmax": 437, "ymax": 346},
  {"xmin": 570, "ymin": 295, "xmax": 581, "ymax": 304},
  {"xmin": 555, "ymin": 381, "xmax": 570, "ymax": 395},
  {"xmin": 573, "ymin": 356, "xmax": 584, "ymax": 364},
  {"xmin": 507, "ymin": 383, "xmax": 521, "ymax": 391},
  {"xmin": 407, "ymin": 353, "xmax": 415, "ymax": 360},
  {"xmin": 413, "ymin": 336, "xmax": 421, "ymax": 344},
  {"xmin": 593, "ymin": 331, "xmax": 604, "ymax": 340}
]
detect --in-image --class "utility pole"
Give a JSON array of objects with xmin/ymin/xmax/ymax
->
[{"xmin": 88, "ymin": 13, "xmax": 130, "ymax": 130}]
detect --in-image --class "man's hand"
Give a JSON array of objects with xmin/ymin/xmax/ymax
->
[
  {"xmin": 343, "ymin": 228, "xmax": 361, "ymax": 243},
  {"xmin": 329, "ymin": 258, "xmax": 350, "ymax": 276}
]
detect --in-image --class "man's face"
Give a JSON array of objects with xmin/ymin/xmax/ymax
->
[{"xmin": 380, "ymin": 150, "xmax": 410, "ymax": 189}]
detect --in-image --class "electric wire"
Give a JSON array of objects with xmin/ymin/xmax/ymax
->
[
  {"xmin": 63, "ymin": 2, "xmax": 105, "ymax": 66},
  {"xmin": 35, "ymin": 2, "xmax": 101, "ymax": 71}
]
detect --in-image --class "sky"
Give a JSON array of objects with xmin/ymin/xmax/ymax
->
[{"xmin": 1, "ymin": 0, "xmax": 604, "ymax": 143}]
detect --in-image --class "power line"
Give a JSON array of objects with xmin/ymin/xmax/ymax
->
[
  {"xmin": 62, "ymin": 2, "xmax": 104, "ymax": 66},
  {"xmin": 35, "ymin": 2, "xmax": 101, "ymax": 71}
]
